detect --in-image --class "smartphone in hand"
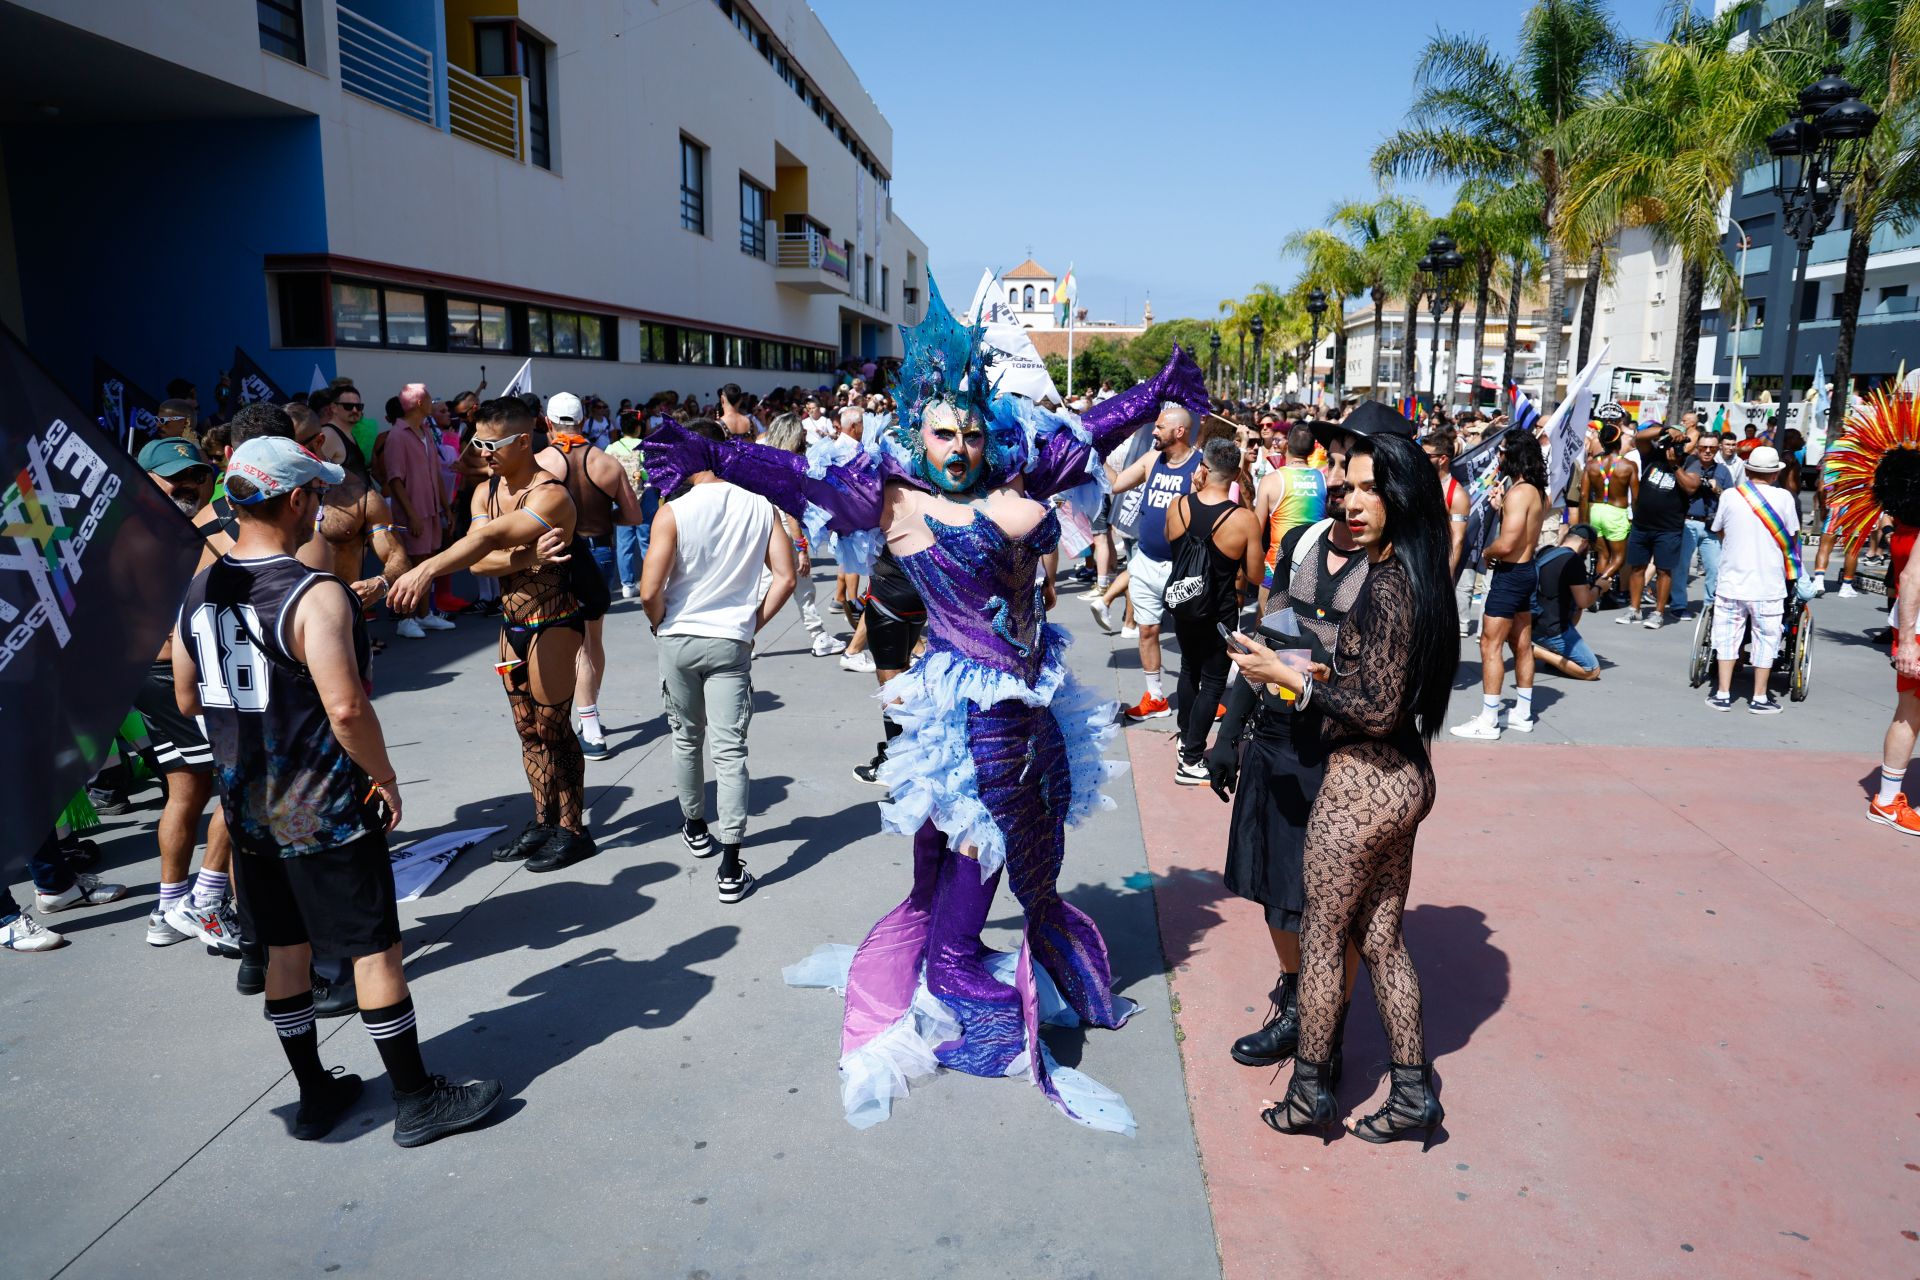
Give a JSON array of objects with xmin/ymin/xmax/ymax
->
[{"xmin": 1218, "ymin": 622, "xmax": 1251, "ymax": 654}]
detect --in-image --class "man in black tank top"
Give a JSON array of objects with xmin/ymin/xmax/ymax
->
[
  {"xmin": 176, "ymin": 437, "xmax": 501, "ymax": 1147},
  {"xmin": 1161, "ymin": 439, "xmax": 1262, "ymax": 780},
  {"xmin": 538, "ymin": 392, "xmax": 644, "ymax": 758}
]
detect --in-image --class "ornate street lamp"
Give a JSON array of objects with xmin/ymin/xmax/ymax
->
[
  {"xmin": 1767, "ymin": 64, "xmax": 1879, "ymax": 431},
  {"xmin": 1209, "ymin": 328, "xmax": 1221, "ymax": 396},
  {"xmin": 1417, "ymin": 234, "xmax": 1465, "ymax": 412},
  {"xmin": 1250, "ymin": 314, "xmax": 1266, "ymax": 411},
  {"xmin": 1306, "ymin": 287, "xmax": 1328, "ymax": 409}
]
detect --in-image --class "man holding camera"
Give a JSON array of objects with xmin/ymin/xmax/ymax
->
[
  {"xmin": 1678, "ymin": 431, "xmax": 1736, "ymax": 616},
  {"xmin": 1617, "ymin": 419, "xmax": 1701, "ymax": 629}
]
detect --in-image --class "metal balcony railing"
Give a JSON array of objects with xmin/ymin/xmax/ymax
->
[
  {"xmin": 449, "ymin": 63, "xmax": 520, "ymax": 160},
  {"xmin": 338, "ymin": 5, "xmax": 435, "ymax": 125},
  {"xmin": 774, "ymin": 228, "xmax": 849, "ymax": 279}
]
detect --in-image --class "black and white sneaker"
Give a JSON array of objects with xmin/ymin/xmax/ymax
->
[
  {"xmin": 852, "ymin": 749, "xmax": 888, "ymax": 786},
  {"xmin": 293, "ymin": 1070, "xmax": 363, "ymax": 1141},
  {"xmin": 1705, "ymin": 692, "xmax": 1733, "ymax": 712},
  {"xmin": 391, "ymin": 1075, "xmax": 504, "ymax": 1148},
  {"xmin": 716, "ymin": 858, "xmax": 754, "ymax": 904},
  {"xmin": 493, "ymin": 821, "xmax": 552, "ymax": 863},
  {"xmin": 1748, "ymin": 696, "xmax": 1783, "ymax": 715},
  {"xmin": 682, "ymin": 819, "xmax": 716, "ymax": 858},
  {"xmin": 1174, "ymin": 757, "xmax": 1209, "ymax": 786}
]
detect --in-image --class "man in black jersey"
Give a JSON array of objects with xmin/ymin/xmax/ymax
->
[
  {"xmin": 852, "ymin": 548, "xmax": 928, "ymax": 785},
  {"xmin": 176, "ymin": 437, "xmax": 500, "ymax": 1146}
]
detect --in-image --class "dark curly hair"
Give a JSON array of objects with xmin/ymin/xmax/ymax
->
[
  {"xmin": 1499, "ymin": 431, "xmax": 1550, "ymax": 492},
  {"xmin": 1872, "ymin": 447, "xmax": 1920, "ymax": 529}
]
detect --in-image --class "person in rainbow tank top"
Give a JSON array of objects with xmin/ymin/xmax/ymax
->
[{"xmin": 1253, "ymin": 421, "xmax": 1328, "ymax": 613}]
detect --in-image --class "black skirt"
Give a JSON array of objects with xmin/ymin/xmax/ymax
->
[{"xmin": 1222, "ymin": 706, "xmax": 1327, "ymax": 925}]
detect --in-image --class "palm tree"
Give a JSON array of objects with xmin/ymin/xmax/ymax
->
[
  {"xmin": 1394, "ymin": 209, "xmax": 1441, "ymax": 409},
  {"xmin": 1500, "ymin": 240, "xmax": 1548, "ymax": 403},
  {"xmin": 1562, "ymin": 2, "xmax": 1812, "ymax": 420},
  {"xmin": 1445, "ymin": 180, "xmax": 1545, "ymax": 411},
  {"xmin": 1314, "ymin": 196, "xmax": 1425, "ymax": 400},
  {"xmin": 1217, "ymin": 283, "xmax": 1302, "ymax": 405},
  {"xmin": 1820, "ymin": 0, "xmax": 1920, "ymax": 439},
  {"xmin": 1374, "ymin": 0, "xmax": 1630, "ymax": 412},
  {"xmin": 1282, "ymin": 226, "xmax": 1369, "ymax": 402}
]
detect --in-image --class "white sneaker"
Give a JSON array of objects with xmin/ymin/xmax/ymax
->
[
  {"xmin": 36, "ymin": 873, "xmax": 128, "ymax": 913},
  {"xmin": 839, "ymin": 650, "xmax": 876, "ymax": 673},
  {"xmin": 1641, "ymin": 613, "xmax": 1663, "ymax": 630},
  {"xmin": 1, "ymin": 911, "xmax": 64, "ymax": 952},
  {"xmin": 164, "ymin": 900, "xmax": 240, "ymax": 952},
  {"xmin": 620, "ymin": 584, "xmax": 636, "ymax": 600},
  {"xmin": 1838, "ymin": 581, "xmax": 1860, "ymax": 598},
  {"xmin": 1119, "ymin": 624, "xmax": 1140, "ymax": 639},
  {"xmin": 1614, "ymin": 609, "xmax": 1642, "ymax": 626},
  {"xmin": 1506, "ymin": 716, "xmax": 1536, "ymax": 733},
  {"xmin": 146, "ymin": 907, "xmax": 191, "ymax": 947},
  {"xmin": 395, "ymin": 618, "xmax": 427, "ymax": 639},
  {"xmin": 1449, "ymin": 717, "xmax": 1501, "ymax": 740},
  {"xmin": 1086, "ymin": 596, "xmax": 1118, "ymax": 635},
  {"xmin": 810, "ymin": 633, "xmax": 847, "ymax": 657},
  {"xmin": 1813, "ymin": 579, "xmax": 1828, "ymax": 597},
  {"xmin": 419, "ymin": 612, "xmax": 456, "ymax": 631}
]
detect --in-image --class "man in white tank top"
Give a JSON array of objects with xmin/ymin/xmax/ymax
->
[{"xmin": 640, "ymin": 422, "xmax": 796, "ymax": 903}]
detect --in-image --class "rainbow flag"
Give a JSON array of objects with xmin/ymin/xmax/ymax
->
[
  {"xmin": 1055, "ymin": 264, "xmax": 1077, "ymax": 327},
  {"xmin": 1733, "ymin": 479, "xmax": 1802, "ymax": 579}
]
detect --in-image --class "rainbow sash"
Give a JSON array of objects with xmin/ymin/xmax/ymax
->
[{"xmin": 1733, "ymin": 480, "xmax": 1801, "ymax": 581}]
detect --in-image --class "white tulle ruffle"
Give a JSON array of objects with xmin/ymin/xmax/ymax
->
[{"xmin": 873, "ymin": 624, "xmax": 1126, "ymax": 878}]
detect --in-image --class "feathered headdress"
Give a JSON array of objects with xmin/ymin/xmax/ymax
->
[
  {"xmin": 1821, "ymin": 389, "xmax": 1920, "ymax": 546},
  {"xmin": 883, "ymin": 271, "xmax": 1036, "ymax": 486}
]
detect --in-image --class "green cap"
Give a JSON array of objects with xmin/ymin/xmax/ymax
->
[{"xmin": 137, "ymin": 437, "xmax": 211, "ymax": 477}]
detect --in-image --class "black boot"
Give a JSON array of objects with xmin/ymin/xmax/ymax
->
[
  {"xmin": 313, "ymin": 970, "xmax": 359, "ymax": 1019},
  {"xmin": 1260, "ymin": 1057, "xmax": 1337, "ymax": 1143},
  {"xmin": 1350, "ymin": 1061, "xmax": 1445, "ymax": 1150},
  {"xmin": 1229, "ymin": 973, "xmax": 1299, "ymax": 1066}
]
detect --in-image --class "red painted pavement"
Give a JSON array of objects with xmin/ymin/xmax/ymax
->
[{"xmin": 1127, "ymin": 729, "xmax": 1920, "ymax": 1278}]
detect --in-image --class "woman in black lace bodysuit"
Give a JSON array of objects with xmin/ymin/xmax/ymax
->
[{"xmin": 1229, "ymin": 431, "xmax": 1458, "ymax": 1148}]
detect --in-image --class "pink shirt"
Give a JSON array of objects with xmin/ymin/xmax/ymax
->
[{"xmin": 383, "ymin": 420, "xmax": 446, "ymax": 556}]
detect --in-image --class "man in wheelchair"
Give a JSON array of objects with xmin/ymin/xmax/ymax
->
[{"xmin": 1704, "ymin": 446, "xmax": 1808, "ymax": 714}]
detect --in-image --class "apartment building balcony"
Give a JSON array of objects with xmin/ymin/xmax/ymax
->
[
  {"xmin": 773, "ymin": 225, "xmax": 850, "ymax": 295},
  {"xmin": 336, "ymin": 3, "xmax": 528, "ymax": 164}
]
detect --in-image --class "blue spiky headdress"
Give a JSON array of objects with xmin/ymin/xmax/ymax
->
[{"xmin": 884, "ymin": 272, "xmax": 1034, "ymax": 489}]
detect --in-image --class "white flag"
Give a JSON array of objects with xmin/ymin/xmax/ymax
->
[
  {"xmin": 1544, "ymin": 340, "xmax": 1609, "ymax": 504},
  {"xmin": 309, "ymin": 364, "xmax": 328, "ymax": 395},
  {"xmin": 501, "ymin": 357, "xmax": 533, "ymax": 398},
  {"xmin": 958, "ymin": 269, "xmax": 1060, "ymax": 403},
  {"xmin": 964, "ymin": 267, "xmax": 997, "ymax": 324}
]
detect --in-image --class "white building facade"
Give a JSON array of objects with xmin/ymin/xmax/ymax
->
[{"xmin": 0, "ymin": 0, "xmax": 929, "ymax": 405}]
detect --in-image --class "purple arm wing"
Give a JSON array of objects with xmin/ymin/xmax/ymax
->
[
  {"xmin": 638, "ymin": 424, "xmax": 714, "ymax": 503},
  {"xmin": 1023, "ymin": 431, "xmax": 1095, "ymax": 504},
  {"xmin": 644, "ymin": 424, "xmax": 884, "ymax": 533},
  {"xmin": 1080, "ymin": 343, "xmax": 1212, "ymax": 456}
]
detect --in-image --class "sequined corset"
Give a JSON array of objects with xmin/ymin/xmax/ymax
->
[{"xmin": 896, "ymin": 506, "xmax": 1061, "ymax": 683}]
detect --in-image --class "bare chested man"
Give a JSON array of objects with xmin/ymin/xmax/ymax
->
[
  {"xmin": 1453, "ymin": 432, "xmax": 1550, "ymax": 739},
  {"xmin": 291, "ymin": 407, "xmax": 413, "ymax": 611},
  {"xmin": 1579, "ymin": 423, "xmax": 1636, "ymax": 601}
]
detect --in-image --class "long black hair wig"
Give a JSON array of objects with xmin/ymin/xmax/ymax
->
[
  {"xmin": 1349, "ymin": 431, "xmax": 1459, "ymax": 742},
  {"xmin": 1500, "ymin": 430, "xmax": 1550, "ymax": 493}
]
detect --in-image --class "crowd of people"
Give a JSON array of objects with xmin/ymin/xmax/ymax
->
[{"xmin": 7, "ymin": 297, "xmax": 1917, "ymax": 1158}]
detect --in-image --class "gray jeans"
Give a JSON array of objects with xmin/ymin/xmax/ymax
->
[{"xmin": 657, "ymin": 634, "xmax": 754, "ymax": 845}]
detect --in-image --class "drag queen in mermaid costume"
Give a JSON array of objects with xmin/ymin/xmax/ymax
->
[{"xmin": 644, "ymin": 280, "xmax": 1211, "ymax": 1132}]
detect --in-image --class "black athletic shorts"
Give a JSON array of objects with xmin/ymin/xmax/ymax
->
[
  {"xmin": 233, "ymin": 831, "xmax": 401, "ymax": 960},
  {"xmin": 132, "ymin": 662, "xmax": 214, "ymax": 773},
  {"xmin": 866, "ymin": 606, "xmax": 926, "ymax": 672},
  {"xmin": 1483, "ymin": 560, "xmax": 1541, "ymax": 620}
]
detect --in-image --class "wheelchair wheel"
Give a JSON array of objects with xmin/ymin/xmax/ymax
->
[
  {"xmin": 1790, "ymin": 600, "xmax": 1813, "ymax": 702},
  {"xmin": 1688, "ymin": 600, "xmax": 1714, "ymax": 688}
]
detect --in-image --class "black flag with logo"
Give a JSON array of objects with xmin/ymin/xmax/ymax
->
[
  {"xmin": 93, "ymin": 357, "xmax": 163, "ymax": 452},
  {"xmin": 229, "ymin": 346, "xmax": 288, "ymax": 408},
  {"xmin": 0, "ymin": 325, "xmax": 204, "ymax": 871},
  {"xmin": 1450, "ymin": 422, "xmax": 1515, "ymax": 572}
]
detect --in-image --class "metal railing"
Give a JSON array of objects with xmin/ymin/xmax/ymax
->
[
  {"xmin": 774, "ymin": 228, "xmax": 849, "ymax": 279},
  {"xmin": 449, "ymin": 63, "xmax": 520, "ymax": 160},
  {"xmin": 338, "ymin": 5, "xmax": 435, "ymax": 125}
]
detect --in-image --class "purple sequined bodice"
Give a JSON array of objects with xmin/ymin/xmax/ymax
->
[{"xmin": 896, "ymin": 506, "xmax": 1061, "ymax": 684}]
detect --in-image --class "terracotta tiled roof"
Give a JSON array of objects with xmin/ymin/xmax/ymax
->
[{"xmin": 1004, "ymin": 259, "xmax": 1054, "ymax": 280}]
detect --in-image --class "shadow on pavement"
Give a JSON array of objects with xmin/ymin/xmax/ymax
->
[
  {"xmin": 405, "ymin": 861, "xmax": 678, "ymax": 981},
  {"xmin": 750, "ymin": 800, "xmax": 880, "ymax": 889},
  {"xmin": 419, "ymin": 928, "xmax": 739, "ymax": 1095}
]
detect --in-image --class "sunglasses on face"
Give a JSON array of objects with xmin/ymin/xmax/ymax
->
[
  {"xmin": 471, "ymin": 432, "xmax": 527, "ymax": 453},
  {"xmin": 335, "ymin": 399, "xmax": 363, "ymax": 411}
]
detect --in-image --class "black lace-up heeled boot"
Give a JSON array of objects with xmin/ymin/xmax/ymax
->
[
  {"xmin": 1349, "ymin": 1061, "xmax": 1445, "ymax": 1150},
  {"xmin": 1260, "ymin": 1057, "xmax": 1337, "ymax": 1143}
]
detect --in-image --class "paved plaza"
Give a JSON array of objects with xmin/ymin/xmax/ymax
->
[{"xmin": 4, "ymin": 573, "xmax": 1916, "ymax": 1279}]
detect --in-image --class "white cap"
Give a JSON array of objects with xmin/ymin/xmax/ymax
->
[
  {"xmin": 546, "ymin": 392, "xmax": 584, "ymax": 426},
  {"xmin": 226, "ymin": 436, "xmax": 345, "ymax": 502}
]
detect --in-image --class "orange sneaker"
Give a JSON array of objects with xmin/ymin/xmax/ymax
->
[
  {"xmin": 1867, "ymin": 792, "xmax": 1920, "ymax": 835},
  {"xmin": 1122, "ymin": 693, "xmax": 1173, "ymax": 722},
  {"xmin": 1215, "ymin": 703, "xmax": 1227, "ymax": 721}
]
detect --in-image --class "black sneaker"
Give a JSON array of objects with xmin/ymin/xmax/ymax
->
[
  {"xmin": 86, "ymin": 787, "xmax": 129, "ymax": 816},
  {"xmin": 235, "ymin": 946, "xmax": 267, "ymax": 997},
  {"xmin": 391, "ymin": 1075, "xmax": 504, "ymax": 1148},
  {"xmin": 1749, "ymin": 696, "xmax": 1783, "ymax": 715},
  {"xmin": 313, "ymin": 972, "xmax": 359, "ymax": 1019},
  {"xmin": 525, "ymin": 827, "xmax": 597, "ymax": 874},
  {"xmin": 1705, "ymin": 692, "xmax": 1733, "ymax": 712},
  {"xmin": 293, "ymin": 1070, "xmax": 363, "ymax": 1141},
  {"xmin": 682, "ymin": 819, "xmax": 716, "ymax": 859},
  {"xmin": 493, "ymin": 821, "xmax": 552, "ymax": 863},
  {"xmin": 717, "ymin": 856, "xmax": 754, "ymax": 904}
]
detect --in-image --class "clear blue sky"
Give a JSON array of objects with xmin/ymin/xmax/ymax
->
[{"xmin": 811, "ymin": 0, "xmax": 1664, "ymax": 324}]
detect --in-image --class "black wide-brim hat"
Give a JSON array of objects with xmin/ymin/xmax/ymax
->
[{"xmin": 1310, "ymin": 399, "xmax": 1416, "ymax": 447}]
